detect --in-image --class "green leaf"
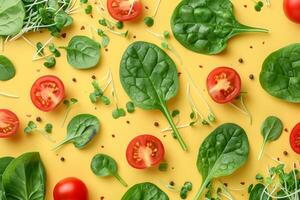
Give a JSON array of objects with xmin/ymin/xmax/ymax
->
[
  {"xmin": 52, "ymin": 114, "xmax": 100, "ymax": 150},
  {"xmin": 259, "ymin": 43, "xmax": 300, "ymax": 102},
  {"xmin": 91, "ymin": 154, "xmax": 127, "ymax": 187},
  {"xmin": 194, "ymin": 123, "xmax": 249, "ymax": 199},
  {"xmin": 44, "ymin": 123, "xmax": 53, "ymax": 134},
  {"xmin": 112, "ymin": 108, "xmax": 126, "ymax": 119},
  {"xmin": 171, "ymin": 0, "xmax": 268, "ymax": 55},
  {"xmin": 258, "ymin": 116, "xmax": 283, "ymax": 160},
  {"xmin": 121, "ymin": 182, "xmax": 169, "ymax": 200},
  {"xmin": 24, "ymin": 121, "xmax": 37, "ymax": 133},
  {"xmin": 126, "ymin": 101, "xmax": 135, "ymax": 113},
  {"xmin": 0, "ymin": 157, "xmax": 14, "ymax": 200},
  {"xmin": 2, "ymin": 152, "xmax": 46, "ymax": 200},
  {"xmin": 158, "ymin": 162, "xmax": 168, "ymax": 171},
  {"xmin": 249, "ymin": 183, "xmax": 269, "ymax": 200},
  {"xmin": 0, "ymin": 56, "xmax": 16, "ymax": 81},
  {"xmin": 63, "ymin": 35, "xmax": 101, "ymax": 69},
  {"xmin": 120, "ymin": 41, "xmax": 187, "ymax": 151},
  {"xmin": 0, "ymin": 0, "xmax": 25, "ymax": 36},
  {"xmin": 144, "ymin": 17, "xmax": 154, "ymax": 27}
]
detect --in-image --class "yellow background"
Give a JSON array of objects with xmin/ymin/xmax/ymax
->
[{"xmin": 1, "ymin": 0, "xmax": 300, "ymax": 199}]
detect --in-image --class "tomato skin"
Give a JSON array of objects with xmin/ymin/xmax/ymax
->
[
  {"xmin": 30, "ymin": 75, "xmax": 65, "ymax": 112},
  {"xmin": 107, "ymin": 0, "xmax": 142, "ymax": 21},
  {"xmin": 53, "ymin": 177, "xmax": 88, "ymax": 200},
  {"xmin": 0, "ymin": 109, "xmax": 19, "ymax": 138},
  {"xmin": 206, "ymin": 67, "xmax": 241, "ymax": 104},
  {"xmin": 126, "ymin": 134, "xmax": 165, "ymax": 169},
  {"xmin": 283, "ymin": 0, "xmax": 300, "ymax": 23},
  {"xmin": 290, "ymin": 123, "xmax": 300, "ymax": 154}
]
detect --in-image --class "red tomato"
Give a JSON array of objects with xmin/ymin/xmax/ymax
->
[
  {"xmin": 206, "ymin": 67, "xmax": 241, "ymax": 104},
  {"xmin": 0, "ymin": 109, "xmax": 19, "ymax": 138},
  {"xmin": 283, "ymin": 0, "xmax": 300, "ymax": 23},
  {"xmin": 53, "ymin": 177, "xmax": 88, "ymax": 200},
  {"xmin": 107, "ymin": 0, "xmax": 142, "ymax": 21},
  {"xmin": 126, "ymin": 134, "xmax": 165, "ymax": 169},
  {"xmin": 30, "ymin": 75, "xmax": 65, "ymax": 112},
  {"xmin": 290, "ymin": 123, "xmax": 300, "ymax": 154}
]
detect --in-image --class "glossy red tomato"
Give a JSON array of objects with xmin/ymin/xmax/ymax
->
[
  {"xmin": 126, "ymin": 134, "xmax": 165, "ymax": 169},
  {"xmin": 30, "ymin": 75, "xmax": 65, "ymax": 112},
  {"xmin": 0, "ymin": 109, "xmax": 19, "ymax": 138},
  {"xmin": 53, "ymin": 177, "xmax": 88, "ymax": 200},
  {"xmin": 290, "ymin": 123, "xmax": 300, "ymax": 154},
  {"xmin": 283, "ymin": 0, "xmax": 300, "ymax": 23},
  {"xmin": 107, "ymin": 0, "xmax": 142, "ymax": 21},
  {"xmin": 206, "ymin": 67, "xmax": 241, "ymax": 104}
]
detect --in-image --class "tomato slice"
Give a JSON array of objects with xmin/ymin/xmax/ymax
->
[
  {"xmin": 126, "ymin": 134, "xmax": 165, "ymax": 169},
  {"xmin": 0, "ymin": 109, "xmax": 19, "ymax": 138},
  {"xmin": 290, "ymin": 123, "xmax": 300, "ymax": 154},
  {"xmin": 107, "ymin": 0, "xmax": 142, "ymax": 21},
  {"xmin": 30, "ymin": 75, "xmax": 65, "ymax": 112},
  {"xmin": 206, "ymin": 67, "xmax": 241, "ymax": 104}
]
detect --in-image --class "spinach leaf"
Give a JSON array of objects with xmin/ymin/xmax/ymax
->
[
  {"xmin": 121, "ymin": 182, "xmax": 169, "ymax": 200},
  {"xmin": 0, "ymin": 56, "xmax": 16, "ymax": 81},
  {"xmin": 171, "ymin": 0, "xmax": 268, "ymax": 55},
  {"xmin": 195, "ymin": 123, "xmax": 249, "ymax": 199},
  {"xmin": 63, "ymin": 36, "xmax": 101, "ymax": 69},
  {"xmin": 120, "ymin": 41, "xmax": 187, "ymax": 151},
  {"xmin": 258, "ymin": 116, "xmax": 283, "ymax": 160},
  {"xmin": 91, "ymin": 154, "xmax": 127, "ymax": 187},
  {"xmin": 249, "ymin": 183, "xmax": 269, "ymax": 200},
  {"xmin": 2, "ymin": 152, "xmax": 46, "ymax": 200},
  {"xmin": 0, "ymin": 0, "xmax": 25, "ymax": 36},
  {"xmin": 0, "ymin": 157, "xmax": 14, "ymax": 200},
  {"xmin": 52, "ymin": 114, "xmax": 100, "ymax": 150},
  {"xmin": 259, "ymin": 43, "xmax": 300, "ymax": 102}
]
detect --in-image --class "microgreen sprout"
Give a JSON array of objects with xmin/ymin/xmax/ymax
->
[
  {"xmin": 126, "ymin": 101, "xmax": 135, "ymax": 113},
  {"xmin": 97, "ymin": 17, "xmax": 129, "ymax": 38},
  {"xmin": 85, "ymin": 5, "xmax": 93, "ymax": 14},
  {"xmin": 24, "ymin": 121, "xmax": 55, "ymax": 142},
  {"xmin": 158, "ymin": 162, "xmax": 168, "ymax": 171},
  {"xmin": 253, "ymin": 0, "xmax": 264, "ymax": 11},
  {"xmin": 0, "ymin": 91, "xmax": 19, "ymax": 99},
  {"xmin": 90, "ymin": 80, "xmax": 111, "ymax": 105},
  {"xmin": 229, "ymin": 92, "xmax": 252, "ymax": 124},
  {"xmin": 143, "ymin": 0, "xmax": 162, "ymax": 27},
  {"xmin": 61, "ymin": 98, "xmax": 78, "ymax": 127}
]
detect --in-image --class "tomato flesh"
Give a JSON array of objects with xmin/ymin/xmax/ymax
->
[
  {"xmin": 107, "ymin": 0, "xmax": 142, "ymax": 21},
  {"xmin": 126, "ymin": 134, "xmax": 164, "ymax": 169},
  {"xmin": 290, "ymin": 123, "xmax": 300, "ymax": 154},
  {"xmin": 30, "ymin": 75, "xmax": 65, "ymax": 112},
  {"xmin": 206, "ymin": 67, "xmax": 241, "ymax": 104},
  {"xmin": 283, "ymin": 0, "xmax": 300, "ymax": 23},
  {"xmin": 53, "ymin": 177, "xmax": 88, "ymax": 200},
  {"xmin": 0, "ymin": 109, "xmax": 19, "ymax": 138}
]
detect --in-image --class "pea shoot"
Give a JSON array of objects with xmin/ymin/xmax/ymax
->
[
  {"xmin": 43, "ymin": 57, "xmax": 56, "ymax": 68},
  {"xmin": 98, "ymin": 17, "xmax": 129, "ymax": 38},
  {"xmin": 89, "ymin": 80, "xmax": 111, "ymax": 105},
  {"xmin": 254, "ymin": 1, "xmax": 264, "ymax": 11},
  {"xmin": 85, "ymin": 5, "xmax": 93, "ymax": 14},
  {"xmin": 143, "ymin": 0, "xmax": 162, "ymax": 27},
  {"xmin": 126, "ymin": 101, "xmax": 135, "ymax": 113},
  {"xmin": 61, "ymin": 98, "xmax": 78, "ymax": 127},
  {"xmin": 97, "ymin": 29, "xmax": 110, "ymax": 48},
  {"xmin": 24, "ymin": 121, "xmax": 55, "ymax": 142},
  {"xmin": 112, "ymin": 108, "xmax": 126, "ymax": 119}
]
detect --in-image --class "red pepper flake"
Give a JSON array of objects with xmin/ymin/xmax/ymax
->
[
  {"xmin": 198, "ymin": 65, "xmax": 203, "ymax": 68},
  {"xmin": 171, "ymin": 167, "xmax": 175, "ymax": 170},
  {"xmin": 154, "ymin": 122, "xmax": 159, "ymax": 127},
  {"xmin": 178, "ymin": 72, "xmax": 182, "ymax": 77},
  {"xmin": 145, "ymin": 6, "xmax": 149, "ymax": 9},
  {"xmin": 92, "ymin": 75, "xmax": 96, "ymax": 79},
  {"xmin": 250, "ymin": 45, "xmax": 253, "ymax": 49},
  {"xmin": 72, "ymin": 78, "xmax": 77, "ymax": 82},
  {"xmin": 133, "ymin": 35, "xmax": 137, "ymax": 39},
  {"xmin": 284, "ymin": 128, "xmax": 288, "ymax": 132},
  {"xmin": 100, "ymin": 196, "xmax": 104, "ymax": 200},
  {"xmin": 283, "ymin": 151, "xmax": 288, "ymax": 156},
  {"xmin": 294, "ymin": 163, "xmax": 297, "ymax": 168},
  {"xmin": 61, "ymin": 33, "xmax": 67, "ymax": 38},
  {"xmin": 60, "ymin": 157, "xmax": 65, "ymax": 162},
  {"xmin": 105, "ymin": 48, "xmax": 108, "ymax": 52},
  {"xmin": 36, "ymin": 117, "xmax": 42, "ymax": 122},
  {"xmin": 101, "ymin": 145, "xmax": 104, "ymax": 148},
  {"xmin": 224, "ymin": 183, "xmax": 228, "ymax": 187},
  {"xmin": 244, "ymin": 4, "xmax": 248, "ymax": 8},
  {"xmin": 126, "ymin": 120, "xmax": 130, "ymax": 124},
  {"xmin": 240, "ymin": 182, "xmax": 245, "ymax": 185},
  {"xmin": 112, "ymin": 134, "xmax": 115, "ymax": 138},
  {"xmin": 262, "ymin": 41, "xmax": 265, "ymax": 45},
  {"xmin": 26, "ymin": 114, "xmax": 32, "ymax": 118},
  {"xmin": 80, "ymin": 26, "xmax": 85, "ymax": 30},
  {"xmin": 277, "ymin": 157, "xmax": 280, "ymax": 161},
  {"xmin": 90, "ymin": 14, "xmax": 94, "ymax": 18}
]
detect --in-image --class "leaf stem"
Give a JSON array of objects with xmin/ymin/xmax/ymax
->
[
  {"xmin": 36, "ymin": 130, "xmax": 56, "ymax": 143},
  {"xmin": 194, "ymin": 178, "xmax": 210, "ymax": 200},
  {"xmin": 258, "ymin": 141, "xmax": 266, "ymax": 160},
  {"xmin": 113, "ymin": 173, "xmax": 128, "ymax": 187},
  {"xmin": 161, "ymin": 102, "xmax": 188, "ymax": 151},
  {"xmin": 152, "ymin": 0, "xmax": 162, "ymax": 17},
  {"xmin": 233, "ymin": 24, "xmax": 269, "ymax": 35},
  {"xmin": 61, "ymin": 107, "xmax": 72, "ymax": 127},
  {"xmin": 52, "ymin": 137, "xmax": 73, "ymax": 151}
]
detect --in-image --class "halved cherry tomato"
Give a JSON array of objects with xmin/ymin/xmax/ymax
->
[
  {"xmin": 30, "ymin": 75, "xmax": 65, "ymax": 112},
  {"xmin": 53, "ymin": 177, "xmax": 88, "ymax": 200},
  {"xmin": 126, "ymin": 134, "xmax": 165, "ymax": 169},
  {"xmin": 0, "ymin": 109, "xmax": 19, "ymax": 138},
  {"xmin": 290, "ymin": 123, "xmax": 300, "ymax": 154},
  {"xmin": 206, "ymin": 67, "xmax": 241, "ymax": 104},
  {"xmin": 107, "ymin": 0, "xmax": 142, "ymax": 21},
  {"xmin": 283, "ymin": 0, "xmax": 300, "ymax": 24}
]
